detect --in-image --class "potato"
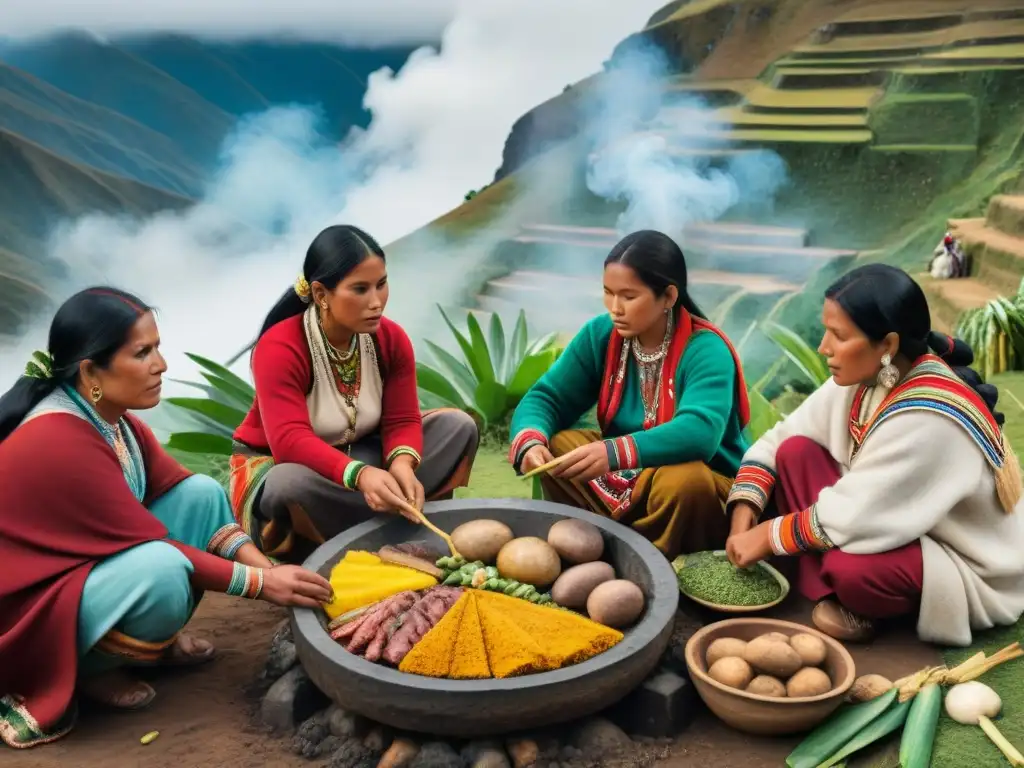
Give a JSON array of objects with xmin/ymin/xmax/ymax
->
[
  {"xmin": 708, "ymin": 657, "xmax": 753, "ymax": 689},
  {"xmin": 496, "ymin": 537, "xmax": 562, "ymax": 587},
  {"xmin": 790, "ymin": 633, "xmax": 828, "ymax": 667},
  {"xmin": 706, "ymin": 638, "xmax": 749, "ymax": 668},
  {"xmin": 786, "ymin": 667, "xmax": 833, "ymax": 698},
  {"xmin": 547, "ymin": 519, "xmax": 605, "ymax": 564},
  {"xmin": 586, "ymin": 580, "xmax": 645, "ymax": 628},
  {"xmin": 551, "ymin": 561, "xmax": 615, "ymax": 608},
  {"xmin": 451, "ymin": 520, "xmax": 514, "ymax": 563},
  {"xmin": 746, "ymin": 675, "xmax": 787, "ymax": 697},
  {"xmin": 743, "ymin": 636, "xmax": 803, "ymax": 678},
  {"xmin": 761, "ymin": 632, "xmax": 792, "ymax": 645}
]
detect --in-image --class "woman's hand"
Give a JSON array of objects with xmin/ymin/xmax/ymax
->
[
  {"xmin": 725, "ymin": 522, "xmax": 774, "ymax": 569},
  {"xmin": 520, "ymin": 444, "xmax": 554, "ymax": 474},
  {"xmin": 259, "ymin": 565, "xmax": 333, "ymax": 608},
  {"xmin": 357, "ymin": 466, "xmax": 420, "ymax": 523},
  {"xmin": 551, "ymin": 441, "xmax": 610, "ymax": 483},
  {"xmin": 389, "ymin": 455, "xmax": 425, "ymax": 511},
  {"xmin": 729, "ymin": 502, "xmax": 758, "ymax": 537}
]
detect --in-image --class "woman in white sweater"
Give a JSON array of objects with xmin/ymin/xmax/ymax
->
[{"xmin": 725, "ymin": 264, "xmax": 1024, "ymax": 647}]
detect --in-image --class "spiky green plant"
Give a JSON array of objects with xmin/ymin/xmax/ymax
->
[{"xmin": 956, "ymin": 277, "xmax": 1024, "ymax": 380}]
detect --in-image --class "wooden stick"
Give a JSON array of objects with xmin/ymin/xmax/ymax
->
[
  {"xmin": 520, "ymin": 455, "xmax": 567, "ymax": 481},
  {"xmin": 396, "ymin": 499, "xmax": 460, "ymax": 557}
]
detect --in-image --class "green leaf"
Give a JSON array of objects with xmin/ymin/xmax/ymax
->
[
  {"xmin": 507, "ymin": 348, "xmax": 559, "ymax": 400},
  {"xmin": 424, "ymin": 340, "xmax": 478, "ymax": 402},
  {"xmin": 472, "ymin": 380, "xmax": 509, "ymax": 425},
  {"xmin": 508, "ymin": 309, "xmax": 529, "ymax": 368},
  {"xmin": 525, "ymin": 331, "xmax": 559, "ymax": 357},
  {"xmin": 465, "ymin": 311, "xmax": 497, "ymax": 383},
  {"xmin": 186, "ymin": 353, "xmax": 254, "ymax": 398},
  {"xmin": 418, "ymin": 389, "xmax": 457, "ymax": 411},
  {"xmin": 166, "ymin": 432, "xmax": 234, "ymax": 455},
  {"xmin": 745, "ymin": 387, "xmax": 782, "ymax": 443},
  {"xmin": 436, "ymin": 304, "xmax": 478, "ymax": 373},
  {"xmin": 416, "ymin": 363, "xmax": 468, "ymax": 409},
  {"xmin": 761, "ymin": 321, "xmax": 830, "ymax": 387},
  {"xmin": 164, "ymin": 397, "xmax": 247, "ymax": 431},
  {"xmin": 199, "ymin": 372, "xmax": 255, "ymax": 411},
  {"xmin": 488, "ymin": 312, "xmax": 508, "ymax": 383}
]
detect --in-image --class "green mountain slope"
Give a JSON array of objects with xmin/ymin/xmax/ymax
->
[{"xmin": 0, "ymin": 128, "xmax": 192, "ymax": 332}]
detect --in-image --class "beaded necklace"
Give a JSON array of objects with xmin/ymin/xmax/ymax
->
[{"xmin": 317, "ymin": 318, "xmax": 362, "ymax": 445}]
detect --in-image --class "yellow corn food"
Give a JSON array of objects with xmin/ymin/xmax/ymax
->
[
  {"xmin": 324, "ymin": 551, "xmax": 438, "ymax": 620},
  {"xmin": 140, "ymin": 731, "xmax": 159, "ymax": 745},
  {"xmin": 476, "ymin": 597, "xmax": 554, "ymax": 678},
  {"xmin": 398, "ymin": 589, "xmax": 624, "ymax": 679},
  {"xmin": 448, "ymin": 596, "xmax": 490, "ymax": 679},
  {"xmin": 477, "ymin": 590, "xmax": 623, "ymax": 666},
  {"xmin": 397, "ymin": 594, "xmax": 466, "ymax": 678}
]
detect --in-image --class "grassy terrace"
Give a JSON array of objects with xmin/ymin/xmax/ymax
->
[
  {"xmin": 741, "ymin": 83, "xmax": 879, "ymax": 110},
  {"xmin": 794, "ymin": 17, "xmax": 1024, "ymax": 55}
]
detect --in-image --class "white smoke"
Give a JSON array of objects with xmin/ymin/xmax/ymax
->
[
  {"xmin": 584, "ymin": 42, "xmax": 788, "ymax": 237},
  {"xmin": 1, "ymin": 0, "xmax": 670, "ymax": 389}
]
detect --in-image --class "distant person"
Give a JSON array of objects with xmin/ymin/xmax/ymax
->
[
  {"xmin": 0, "ymin": 288, "xmax": 332, "ymax": 749},
  {"xmin": 725, "ymin": 264, "xmax": 1024, "ymax": 647},
  {"xmin": 231, "ymin": 224, "xmax": 479, "ymax": 561},
  {"xmin": 509, "ymin": 229, "xmax": 751, "ymax": 559},
  {"xmin": 929, "ymin": 231, "xmax": 967, "ymax": 279}
]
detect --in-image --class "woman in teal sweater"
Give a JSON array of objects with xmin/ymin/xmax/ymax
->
[{"xmin": 509, "ymin": 230, "xmax": 751, "ymax": 558}]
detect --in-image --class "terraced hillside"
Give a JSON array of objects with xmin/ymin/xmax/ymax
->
[
  {"xmin": 451, "ymin": 220, "xmax": 854, "ymax": 339},
  {"xmin": 922, "ymin": 194, "xmax": 1024, "ymax": 331},
  {"xmin": 433, "ymin": 0, "xmax": 1024, "ymax": 351}
]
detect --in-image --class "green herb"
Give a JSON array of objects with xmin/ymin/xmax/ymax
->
[{"xmin": 674, "ymin": 554, "xmax": 782, "ymax": 606}]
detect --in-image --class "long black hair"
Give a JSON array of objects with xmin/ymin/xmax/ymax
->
[
  {"xmin": 603, "ymin": 230, "xmax": 706, "ymax": 319},
  {"xmin": 825, "ymin": 263, "xmax": 1004, "ymax": 425},
  {"xmin": 257, "ymin": 224, "xmax": 385, "ymax": 341},
  {"xmin": 0, "ymin": 287, "xmax": 152, "ymax": 443}
]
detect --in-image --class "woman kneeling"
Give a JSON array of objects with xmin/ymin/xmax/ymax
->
[
  {"xmin": 231, "ymin": 225, "xmax": 479, "ymax": 561},
  {"xmin": 0, "ymin": 288, "xmax": 331, "ymax": 748},
  {"xmin": 509, "ymin": 230, "xmax": 751, "ymax": 559},
  {"xmin": 725, "ymin": 265, "xmax": 1024, "ymax": 646}
]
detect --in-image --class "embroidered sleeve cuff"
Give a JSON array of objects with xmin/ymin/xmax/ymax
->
[
  {"xmin": 726, "ymin": 461, "xmax": 776, "ymax": 516},
  {"xmin": 604, "ymin": 436, "xmax": 640, "ymax": 472},
  {"xmin": 768, "ymin": 507, "xmax": 835, "ymax": 556},
  {"xmin": 207, "ymin": 523, "xmax": 252, "ymax": 560},
  {"xmin": 343, "ymin": 460, "xmax": 368, "ymax": 490},
  {"xmin": 386, "ymin": 446, "xmax": 421, "ymax": 469},
  {"xmin": 226, "ymin": 563, "xmax": 265, "ymax": 599},
  {"xmin": 509, "ymin": 428, "xmax": 548, "ymax": 472}
]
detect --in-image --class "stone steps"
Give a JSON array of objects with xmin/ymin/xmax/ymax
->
[
  {"xmin": 918, "ymin": 274, "xmax": 1002, "ymax": 333},
  {"xmin": 950, "ymin": 213, "xmax": 1024, "ymax": 298},
  {"xmin": 683, "ymin": 239, "xmax": 857, "ymax": 282}
]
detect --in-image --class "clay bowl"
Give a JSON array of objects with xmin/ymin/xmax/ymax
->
[
  {"xmin": 675, "ymin": 551, "xmax": 790, "ymax": 613},
  {"xmin": 292, "ymin": 498, "xmax": 680, "ymax": 738},
  {"xmin": 684, "ymin": 617, "xmax": 856, "ymax": 736}
]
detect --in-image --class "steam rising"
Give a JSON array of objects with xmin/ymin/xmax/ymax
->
[
  {"xmin": 1, "ymin": 2, "xmax": 791, "ymax": 401},
  {"xmin": 583, "ymin": 42, "xmax": 788, "ymax": 236}
]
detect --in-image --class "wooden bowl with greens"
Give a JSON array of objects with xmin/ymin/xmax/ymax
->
[{"xmin": 671, "ymin": 551, "xmax": 789, "ymax": 613}]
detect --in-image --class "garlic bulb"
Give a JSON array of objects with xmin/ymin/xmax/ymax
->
[{"xmin": 944, "ymin": 681, "xmax": 1002, "ymax": 725}]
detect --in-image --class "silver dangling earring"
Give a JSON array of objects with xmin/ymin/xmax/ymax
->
[{"xmin": 877, "ymin": 353, "xmax": 899, "ymax": 388}]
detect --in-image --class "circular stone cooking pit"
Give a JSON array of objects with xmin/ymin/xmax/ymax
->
[{"xmin": 292, "ymin": 498, "xmax": 680, "ymax": 738}]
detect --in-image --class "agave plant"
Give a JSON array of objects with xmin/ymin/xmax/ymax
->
[
  {"xmin": 163, "ymin": 353, "xmax": 255, "ymax": 456},
  {"xmin": 760, "ymin": 320, "xmax": 830, "ymax": 389},
  {"xmin": 956, "ymin": 277, "xmax": 1024, "ymax": 380},
  {"xmin": 417, "ymin": 306, "xmax": 561, "ymax": 426}
]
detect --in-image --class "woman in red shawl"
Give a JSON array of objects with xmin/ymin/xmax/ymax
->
[{"xmin": 0, "ymin": 287, "xmax": 332, "ymax": 749}]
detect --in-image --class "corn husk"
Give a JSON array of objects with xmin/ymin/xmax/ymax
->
[{"xmin": 892, "ymin": 642, "xmax": 1022, "ymax": 702}]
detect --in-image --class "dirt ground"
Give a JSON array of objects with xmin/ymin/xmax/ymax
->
[{"xmin": 1, "ymin": 583, "xmax": 942, "ymax": 768}]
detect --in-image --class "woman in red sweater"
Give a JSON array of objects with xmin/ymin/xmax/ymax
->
[
  {"xmin": 0, "ymin": 287, "xmax": 332, "ymax": 749},
  {"xmin": 230, "ymin": 224, "xmax": 479, "ymax": 560}
]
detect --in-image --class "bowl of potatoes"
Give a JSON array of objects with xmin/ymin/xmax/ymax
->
[{"xmin": 683, "ymin": 617, "xmax": 856, "ymax": 735}]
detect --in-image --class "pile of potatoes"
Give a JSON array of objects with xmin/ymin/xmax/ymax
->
[
  {"xmin": 705, "ymin": 631, "xmax": 833, "ymax": 699},
  {"xmin": 449, "ymin": 517, "xmax": 645, "ymax": 629}
]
